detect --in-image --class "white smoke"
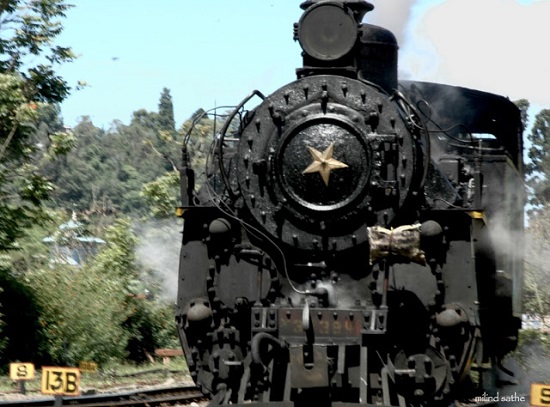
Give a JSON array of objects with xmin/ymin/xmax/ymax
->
[
  {"xmin": 135, "ymin": 219, "xmax": 182, "ymax": 302},
  {"xmin": 399, "ymin": 0, "xmax": 550, "ymax": 106},
  {"xmin": 368, "ymin": 0, "xmax": 418, "ymax": 47}
]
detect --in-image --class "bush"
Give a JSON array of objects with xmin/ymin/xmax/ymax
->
[
  {"xmin": 28, "ymin": 263, "xmax": 130, "ymax": 365},
  {"xmin": 0, "ymin": 267, "xmax": 47, "ymax": 369},
  {"xmin": 1, "ymin": 216, "xmax": 180, "ymax": 368}
]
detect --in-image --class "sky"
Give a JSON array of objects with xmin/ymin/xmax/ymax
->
[{"xmin": 57, "ymin": 0, "xmax": 550, "ymax": 131}]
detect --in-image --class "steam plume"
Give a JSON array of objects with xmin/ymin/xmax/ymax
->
[{"xmin": 399, "ymin": 0, "xmax": 550, "ymax": 105}]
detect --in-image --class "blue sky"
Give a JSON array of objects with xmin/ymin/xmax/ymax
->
[
  {"xmin": 57, "ymin": 1, "xmax": 301, "ymax": 128},
  {"xmin": 57, "ymin": 0, "xmax": 550, "ymax": 130}
]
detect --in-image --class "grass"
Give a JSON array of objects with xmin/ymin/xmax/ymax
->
[
  {"xmin": 508, "ymin": 329, "xmax": 550, "ymax": 369},
  {"xmin": 0, "ymin": 357, "xmax": 192, "ymax": 396}
]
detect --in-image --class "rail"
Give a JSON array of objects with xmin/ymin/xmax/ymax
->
[{"xmin": 0, "ymin": 384, "xmax": 204, "ymax": 407}]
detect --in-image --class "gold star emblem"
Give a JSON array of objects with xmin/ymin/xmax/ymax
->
[{"xmin": 302, "ymin": 142, "xmax": 348, "ymax": 186}]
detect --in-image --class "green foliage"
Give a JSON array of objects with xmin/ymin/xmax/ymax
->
[
  {"xmin": 0, "ymin": 0, "xmax": 76, "ymax": 251},
  {"xmin": 150, "ymin": 303, "xmax": 180, "ymax": 349},
  {"xmin": 123, "ymin": 298, "xmax": 179, "ymax": 363},
  {"xmin": 520, "ymin": 102, "xmax": 550, "ymax": 321},
  {"xmin": 48, "ymin": 130, "xmax": 75, "ymax": 155},
  {"xmin": 41, "ymin": 116, "xmax": 166, "ymax": 215},
  {"xmin": 88, "ymin": 218, "xmax": 178, "ymax": 363},
  {"xmin": 0, "ymin": 159, "xmax": 54, "ymax": 249},
  {"xmin": 1, "ymin": 212, "xmax": 180, "ymax": 367},
  {"xmin": 141, "ymin": 171, "xmax": 180, "ymax": 218},
  {"xmin": 5, "ymin": 211, "xmax": 56, "ymax": 275},
  {"xmin": 0, "ymin": 217, "xmax": 57, "ymax": 365},
  {"xmin": 158, "ymin": 87, "xmax": 176, "ymax": 133},
  {"xmin": 513, "ymin": 329, "xmax": 550, "ymax": 365},
  {"xmin": 131, "ymin": 108, "xmax": 160, "ymax": 130},
  {"xmin": 514, "ymin": 99, "xmax": 530, "ymax": 130},
  {"xmin": 91, "ymin": 218, "xmax": 139, "ymax": 284},
  {"xmin": 0, "ymin": 213, "xmax": 126, "ymax": 365},
  {"xmin": 41, "ymin": 91, "xmax": 186, "ymax": 217},
  {"xmin": 0, "ymin": 287, "xmax": 5, "ymax": 361},
  {"xmin": 518, "ymin": 328, "xmax": 550, "ymax": 347},
  {"xmin": 138, "ymin": 108, "xmax": 224, "ymax": 218},
  {"xmin": 180, "ymin": 110, "xmax": 222, "ymax": 188},
  {"xmin": 0, "ymin": 0, "xmax": 75, "ymax": 102},
  {"xmin": 40, "ymin": 117, "xmax": 107, "ymax": 211},
  {"xmin": 28, "ymin": 264, "xmax": 130, "ymax": 365},
  {"xmin": 524, "ymin": 206, "xmax": 550, "ymax": 317},
  {"xmin": 526, "ymin": 109, "xmax": 550, "ymax": 208},
  {"xmin": 0, "ymin": 3, "xmax": 190, "ymax": 367},
  {"xmin": 0, "ymin": 265, "xmax": 47, "ymax": 366}
]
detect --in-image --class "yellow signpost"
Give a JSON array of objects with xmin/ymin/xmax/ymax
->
[
  {"xmin": 9, "ymin": 363, "xmax": 35, "ymax": 394},
  {"xmin": 40, "ymin": 366, "xmax": 80, "ymax": 396},
  {"xmin": 9, "ymin": 363, "xmax": 35, "ymax": 380},
  {"xmin": 531, "ymin": 383, "xmax": 550, "ymax": 407},
  {"xmin": 79, "ymin": 361, "xmax": 98, "ymax": 373}
]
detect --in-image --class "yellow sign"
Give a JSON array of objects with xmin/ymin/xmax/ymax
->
[
  {"xmin": 531, "ymin": 383, "xmax": 550, "ymax": 407},
  {"xmin": 9, "ymin": 363, "xmax": 35, "ymax": 380},
  {"xmin": 79, "ymin": 361, "xmax": 98, "ymax": 373},
  {"xmin": 41, "ymin": 366, "xmax": 80, "ymax": 396}
]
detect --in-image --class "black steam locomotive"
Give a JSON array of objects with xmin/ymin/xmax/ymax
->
[{"xmin": 176, "ymin": 1, "xmax": 524, "ymax": 406}]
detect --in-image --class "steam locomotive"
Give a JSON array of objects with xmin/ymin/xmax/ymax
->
[{"xmin": 176, "ymin": 1, "xmax": 524, "ymax": 406}]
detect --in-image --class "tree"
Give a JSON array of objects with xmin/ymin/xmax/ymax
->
[
  {"xmin": 153, "ymin": 89, "xmax": 179, "ymax": 172},
  {"xmin": 181, "ymin": 109, "xmax": 224, "ymax": 187},
  {"xmin": 141, "ymin": 171, "xmax": 180, "ymax": 218},
  {"xmin": 158, "ymin": 87, "xmax": 175, "ymax": 134},
  {"xmin": 139, "ymin": 109, "xmax": 222, "ymax": 219},
  {"xmin": 41, "ymin": 116, "xmax": 108, "ymax": 211},
  {"xmin": 88, "ymin": 218, "xmax": 177, "ymax": 363},
  {"xmin": 515, "ymin": 99, "xmax": 530, "ymax": 131},
  {"xmin": 521, "ymin": 103, "xmax": 550, "ymax": 318},
  {"xmin": 27, "ymin": 263, "xmax": 130, "ymax": 365},
  {"xmin": 0, "ymin": 0, "xmax": 75, "ymax": 249},
  {"xmin": 526, "ymin": 109, "xmax": 550, "ymax": 208},
  {"xmin": 131, "ymin": 108, "xmax": 159, "ymax": 131},
  {"xmin": 3, "ymin": 211, "xmax": 179, "ymax": 366},
  {"xmin": 0, "ymin": 1, "xmax": 75, "ymax": 361},
  {"xmin": 42, "ymin": 113, "xmax": 169, "ymax": 216},
  {"xmin": 0, "ymin": 264, "xmax": 48, "ymax": 365},
  {"xmin": 524, "ymin": 207, "xmax": 550, "ymax": 317},
  {"xmin": 0, "ymin": 1, "xmax": 75, "ymax": 102}
]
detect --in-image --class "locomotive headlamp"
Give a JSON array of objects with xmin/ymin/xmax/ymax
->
[{"xmin": 297, "ymin": 2, "xmax": 358, "ymax": 62}]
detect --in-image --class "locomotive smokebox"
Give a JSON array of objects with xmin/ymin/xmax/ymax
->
[{"xmin": 359, "ymin": 23, "xmax": 399, "ymax": 94}]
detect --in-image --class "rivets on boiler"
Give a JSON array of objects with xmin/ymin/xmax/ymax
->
[
  {"xmin": 303, "ymin": 85, "xmax": 309, "ymax": 99},
  {"xmin": 341, "ymin": 82, "xmax": 348, "ymax": 97}
]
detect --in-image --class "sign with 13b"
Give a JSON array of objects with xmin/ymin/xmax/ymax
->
[
  {"xmin": 9, "ymin": 363, "xmax": 35, "ymax": 380},
  {"xmin": 41, "ymin": 366, "xmax": 80, "ymax": 396}
]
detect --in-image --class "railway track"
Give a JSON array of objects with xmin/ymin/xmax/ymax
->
[{"xmin": 0, "ymin": 384, "xmax": 206, "ymax": 406}]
